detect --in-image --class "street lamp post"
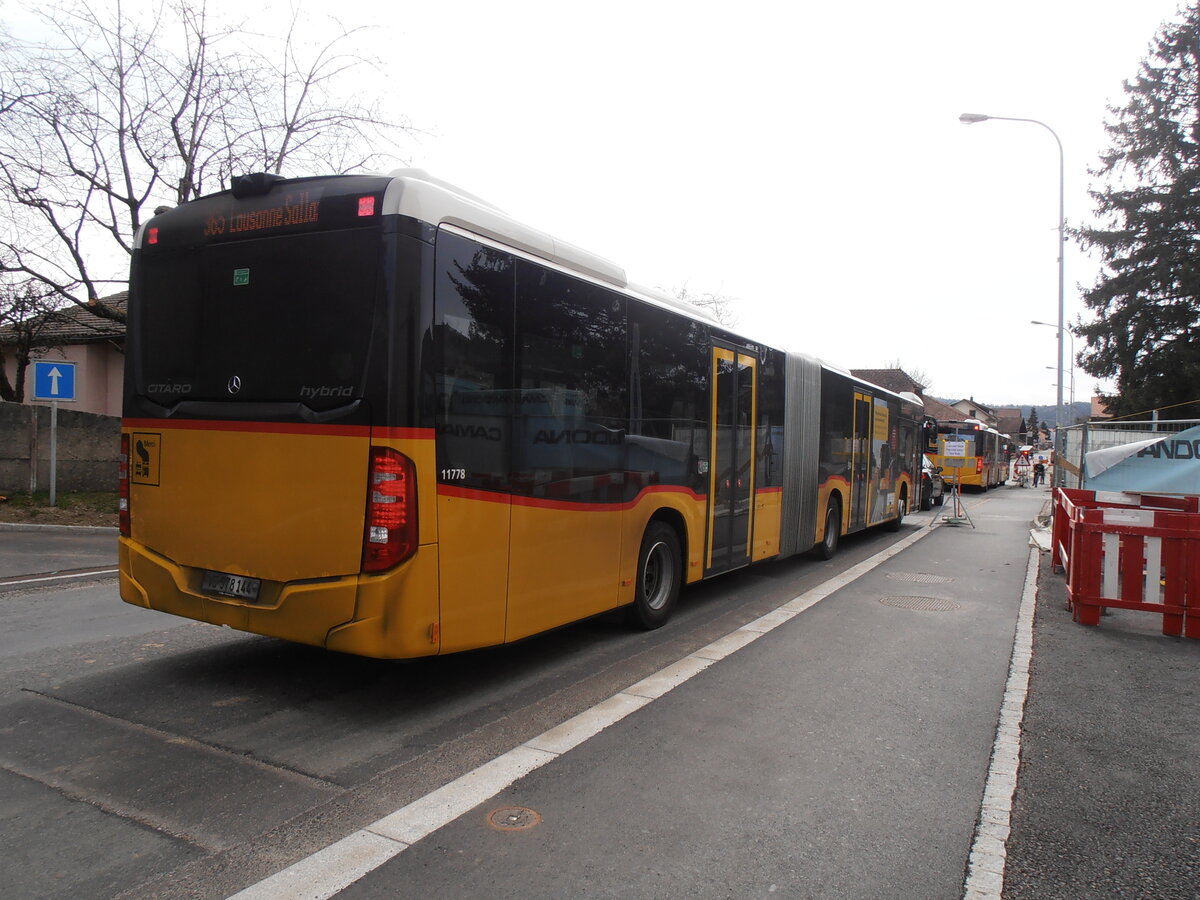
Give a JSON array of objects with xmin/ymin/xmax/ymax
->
[
  {"xmin": 1034, "ymin": 319, "xmax": 1076, "ymax": 409},
  {"xmin": 960, "ymin": 112, "xmax": 1066, "ymax": 485},
  {"xmin": 1045, "ymin": 368, "xmax": 1074, "ymax": 406}
]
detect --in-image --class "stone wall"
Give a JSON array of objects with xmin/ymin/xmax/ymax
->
[{"xmin": 0, "ymin": 402, "xmax": 120, "ymax": 493}]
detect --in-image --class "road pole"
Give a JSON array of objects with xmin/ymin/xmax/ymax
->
[{"xmin": 49, "ymin": 400, "xmax": 58, "ymax": 506}]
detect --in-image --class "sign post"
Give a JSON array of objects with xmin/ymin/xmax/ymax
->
[
  {"xmin": 31, "ymin": 361, "xmax": 78, "ymax": 506},
  {"xmin": 936, "ymin": 438, "xmax": 975, "ymax": 528}
]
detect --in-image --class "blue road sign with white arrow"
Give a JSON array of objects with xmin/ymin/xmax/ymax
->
[{"xmin": 32, "ymin": 360, "xmax": 77, "ymax": 401}]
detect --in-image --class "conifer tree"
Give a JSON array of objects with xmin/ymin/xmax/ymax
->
[{"xmin": 1077, "ymin": 3, "xmax": 1200, "ymax": 419}]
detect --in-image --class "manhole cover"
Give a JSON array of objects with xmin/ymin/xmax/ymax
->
[
  {"xmin": 886, "ymin": 572, "xmax": 954, "ymax": 584},
  {"xmin": 879, "ymin": 595, "xmax": 960, "ymax": 612},
  {"xmin": 487, "ymin": 806, "xmax": 542, "ymax": 831}
]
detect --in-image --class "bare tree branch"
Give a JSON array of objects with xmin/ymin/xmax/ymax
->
[
  {"xmin": 0, "ymin": 0, "xmax": 414, "ymax": 334},
  {"xmin": 0, "ymin": 279, "xmax": 60, "ymax": 401},
  {"xmin": 664, "ymin": 283, "xmax": 741, "ymax": 327}
]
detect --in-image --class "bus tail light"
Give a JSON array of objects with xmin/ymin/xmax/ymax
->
[
  {"xmin": 119, "ymin": 434, "xmax": 131, "ymax": 536},
  {"xmin": 976, "ymin": 457, "xmax": 984, "ymax": 474},
  {"xmin": 362, "ymin": 447, "xmax": 417, "ymax": 573}
]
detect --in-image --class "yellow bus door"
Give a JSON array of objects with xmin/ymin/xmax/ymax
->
[{"xmin": 706, "ymin": 346, "xmax": 757, "ymax": 575}]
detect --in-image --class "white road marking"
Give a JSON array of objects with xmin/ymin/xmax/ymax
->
[
  {"xmin": 228, "ymin": 831, "xmax": 402, "ymax": 900},
  {"xmin": 0, "ymin": 568, "xmax": 118, "ymax": 588},
  {"xmin": 229, "ymin": 524, "xmax": 937, "ymax": 900},
  {"xmin": 961, "ymin": 545, "xmax": 1039, "ymax": 900}
]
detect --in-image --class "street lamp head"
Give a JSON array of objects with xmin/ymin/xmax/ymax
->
[
  {"xmin": 959, "ymin": 112, "xmax": 991, "ymax": 124},
  {"xmin": 1030, "ymin": 319, "xmax": 1052, "ymax": 326}
]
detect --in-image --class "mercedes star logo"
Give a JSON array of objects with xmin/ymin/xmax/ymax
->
[{"xmin": 227, "ymin": 375, "xmax": 242, "ymax": 395}]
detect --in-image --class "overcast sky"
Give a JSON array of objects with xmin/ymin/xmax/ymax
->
[{"xmin": 54, "ymin": 1, "xmax": 1197, "ymax": 408}]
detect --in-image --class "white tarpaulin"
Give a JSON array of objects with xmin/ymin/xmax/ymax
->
[
  {"xmin": 1085, "ymin": 437, "xmax": 1169, "ymax": 478},
  {"xmin": 1085, "ymin": 425, "xmax": 1200, "ymax": 493}
]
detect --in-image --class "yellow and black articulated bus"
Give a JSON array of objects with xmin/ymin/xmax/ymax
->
[
  {"xmin": 119, "ymin": 170, "xmax": 923, "ymax": 659},
  {"xmin": 930, "ymin": 419, "xmax": 1008, "ymax": 490}
]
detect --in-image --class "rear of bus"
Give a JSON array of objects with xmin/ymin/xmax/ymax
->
[
  {"xmin": 119, "ymin": 173, "xmax": 438, "ymax": 658},
  {"xmin": 932, "ymin": 422, "xmax": 986, "ymax": 489}
]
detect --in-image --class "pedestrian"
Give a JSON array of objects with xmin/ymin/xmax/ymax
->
[{"xmin": 1032, "ymin": 460, "xmax": 1046, "ymax": 487}]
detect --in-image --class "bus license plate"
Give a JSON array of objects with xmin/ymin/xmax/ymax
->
[{"xmin": 201, "ymin": 570, "xmax": 261, "ymax": 601}]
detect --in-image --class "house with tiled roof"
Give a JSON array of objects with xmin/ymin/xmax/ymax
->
[
  {"xmin": 992, "ymin": 406, "xmax": 1025, "ymax": 439},
  {"xmin": 948, "ymin": 397, "xmax": 1000, "ymax": 429},
  {"xmin": 0, "ymin": 294, "xmax": 126, "ymax": 416},
  {"xmin": 850, "ymin": 368, "xmax": 926, "ymax": 396},
  {"xmin": 921, "ymin": 394, "xmax": 968, "ymax": 424},
  {"xmin": 849, "ymin": 367, "xmax": 961, "ymax": 425}
]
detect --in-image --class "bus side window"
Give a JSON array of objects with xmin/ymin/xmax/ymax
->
[
  {"xmin": 513, "ymin": 261, "xmax": 627, "ymax": 502},
  {"xmin": 756, "ymin": 351, "xmax": 785, "ymax": 489},
  {"xmin": 433, "ymin": 231, "xmax": 514, "ymax": 491},
  {"xmin": 629, "ymin": 305, "xmax": 709, "ymax": 496}
]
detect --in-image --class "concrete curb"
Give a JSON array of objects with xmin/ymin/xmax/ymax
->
[
  {"xmin": 0, "ymin": 521, "xmax": 119, "ymax": 535},
  {"xmin": 1028, "ymin": 527, "xmax": 1051, "ymax": 553}
]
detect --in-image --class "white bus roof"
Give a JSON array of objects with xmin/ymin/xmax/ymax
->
[{"xmin": 380, "ymin": 169, "xmax": 719, "ymax": 325}]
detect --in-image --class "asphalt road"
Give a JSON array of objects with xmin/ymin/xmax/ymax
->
[
  {"xmin": 0, "ymin": 527, "xmax": 117, "ymax": 579},
  {"xmin": 5, "ymin": 515, "xmax": 951, "ymax": 899},
  {"xmin": 1, "ymin": 486, "xmax": 1195, "ymax": 899}
]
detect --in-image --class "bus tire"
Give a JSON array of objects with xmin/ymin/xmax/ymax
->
[
  {"xmin": 815, "ymin": 497, "xmax": 841, "ymax": 560},
  {"xmin": 887, "ymin": 489, "xmax": 906, "ymax": 532},
  {"xmin": 625, "ymin": 521, "xmax": 681, "ymax": 630}
]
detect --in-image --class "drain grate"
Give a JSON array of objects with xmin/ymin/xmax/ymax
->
[
  {"xmin": 880, "ymin": 595, "xmax": 960, "ymax": 612},
  {"xmin": 887, "ymin": 572, "xmax": 954, "ymax": 584},
  {"xmin": 487, "ymin": 806, "xmax": 542, "ymax": 831}
]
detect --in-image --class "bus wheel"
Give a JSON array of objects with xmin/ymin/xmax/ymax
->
[
  {"xmin": 815, "ymin": 498, "xmax": 841, "ymax": 560},
  {"xmin": 626, "ymin": 521, "xmax": 681, "ymax": 630},
  {"xmin": 888, "ymin": 490, "xmax": 906, "ymax": 531}
]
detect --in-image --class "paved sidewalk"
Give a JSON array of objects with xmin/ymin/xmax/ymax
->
[{"xmin": 1005, "ymin": 545, "xmax": 1200, "ymax": 899}]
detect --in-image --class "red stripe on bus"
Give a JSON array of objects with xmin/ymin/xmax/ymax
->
[
  {"xmin": 437, "ymin": 482, "xmax": 705, "ymax": 511},
  {"xmin": 121, "ymin": 418, "xmax": 370, "ymax": 437},
  {"xmin": 437, "ymin": 485, "xmax": 508, "ymax": 504},
  {"xmin": 373, "ymin": 427, "xmax": 436, "ymax": 440},
  {"xmin": 121, "ymin": 419, "xmax": 435, "ymax": 440}
]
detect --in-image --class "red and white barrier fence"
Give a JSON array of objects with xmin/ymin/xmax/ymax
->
[{"xmin": 1051, "ymin": 487, "xmax": 1200, "ymax": 638}]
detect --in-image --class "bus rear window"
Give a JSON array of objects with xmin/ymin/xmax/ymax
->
[{"xmin": 133, "ymin": 229, "xmax": 382, "ymax": 409}]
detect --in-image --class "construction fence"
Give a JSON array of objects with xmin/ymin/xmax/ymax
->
[
  {"xmin": 1051, "ymin": 487, "xmax": 1200, "ymax": 639},
  {"xmin": 1057, "ymin": 418, "xmax": 1200, "ymax": 489}
]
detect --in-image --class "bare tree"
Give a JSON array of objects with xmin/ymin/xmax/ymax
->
[
  {"xmin": 0, "ymin": 279, "xmax": 58, "ymax": 401},
  {"xmin": 667, "ymin": 284, "xmax": 740, "ymax": 327},
  {"xmin": 0, "ymin": 0, "xmax": 410, "ymax": 325}
]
